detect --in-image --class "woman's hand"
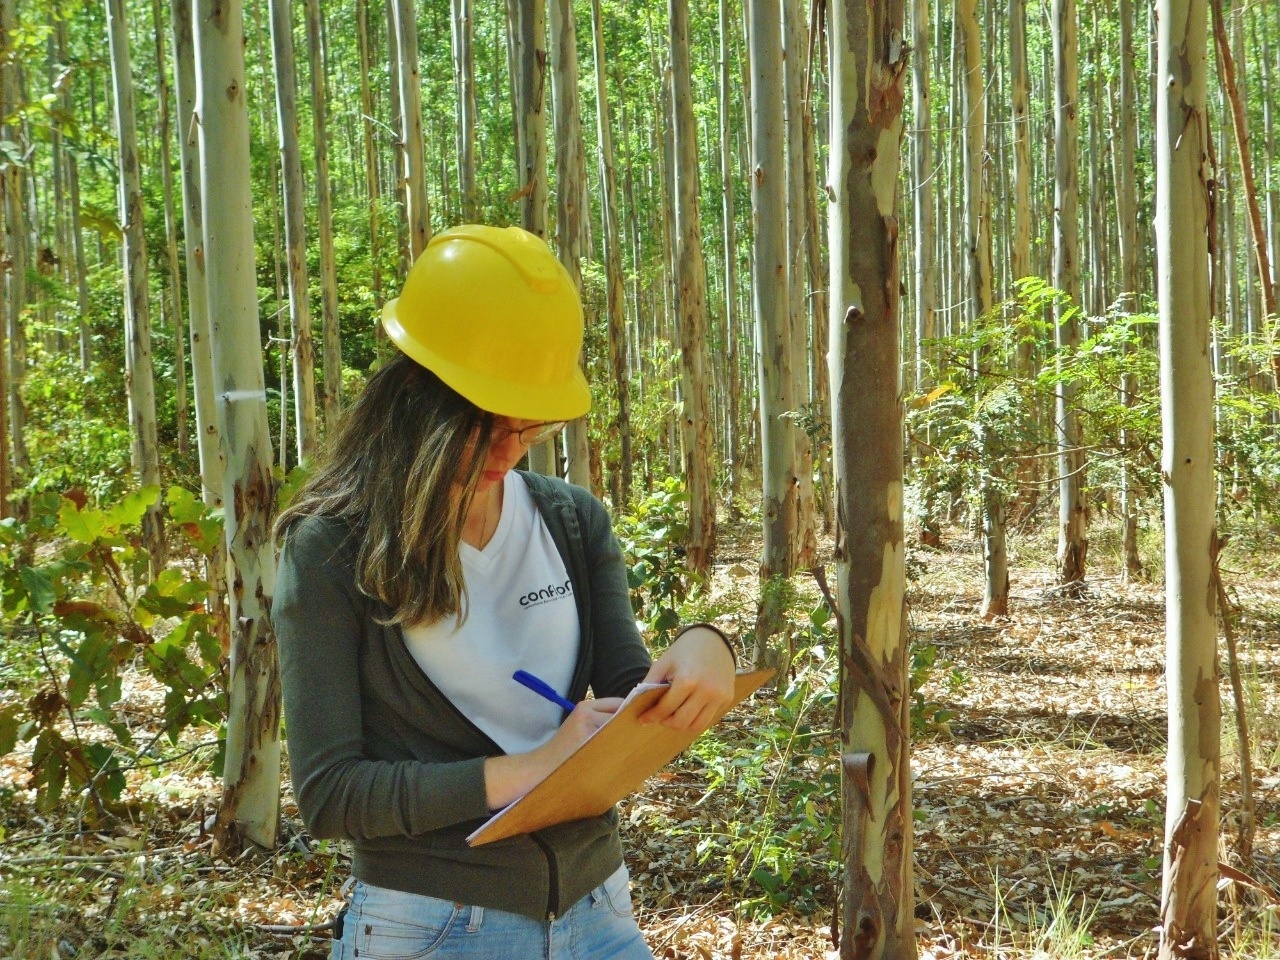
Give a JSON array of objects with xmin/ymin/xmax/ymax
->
[
  {"xmin": 638, "ymin": 626, "xmax": 736, "ymax": 732},
  {"xmin": 483, "ymin": 697, "xmax": 624, "ymax": 810}
]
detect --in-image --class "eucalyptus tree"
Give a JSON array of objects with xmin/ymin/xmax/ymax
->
[
  {"xmin": 171, "ymin": 0, "xmax": 228, "ymax": 653},
  {"xmin": 1116, "ymin": 0, "xmax": 1143, "ymax": 580},
  {"xmin": 55, "ymin": 17, "xmax": 91, "ymax": 370},
  {"xmin": 716, "ymin": 0, "xmax": 739, "ymax": 510},
  {"xmin": 668, "ymin": 0, "xmax": 716, "ymax": 576},
  {"xmin": 589, "ymin": 0, "xmax": 632, "ymax": 505},
  {"xmin": 2, "ymin": 0, "xmax": 28, "ymax": 479},
  {"xmin": 510, "ymin": 0, "xmax": 554, "ymax": 476},
  {"xmin": 957, "ymin": 0, "xmax": 1006, "ymax": 618},
  {"xmin": 194, "ymin": 0, "xmax": 281, "ymax": 855},
  {"xmin": 1053, "ymin": 0, "xmax": 1087, "ymax": 585},
  {"xmin": 451, "ymin": 0, "xmax": 478, "ymax": 222},
  {"xmin": 748, "ymin": 0, "xmax": 800, "ymax": 664},
  {"xmin": 391, "ymin": 0, "xmax": 428, "ymax": 260},
  {"xmin": 911, "ymin": 0, "xmax": 935, "ymax": 390},
  {"xmin": 828, "ymin": 0, "xmax": 916, "ymax": 954},
  {"xmin": 1155, "ymin": 0, "xmax": 1220, "ymax": 955},
  {"xmin": 268, "ymin": 0, "xmax": 318, "ymax": 463},
  {"xmin": 1009, "ymin": 0, "xmax": 1031, "ymax": 295},
  {"xmin": 1210, "ymin": 0, "xmax": 1276, "ymax": 351},
  {"xmin": 356, "ymin": 0, "xmax": 382, "ymax": 303},
  {"xmin": 305, "ymin": 0, "xmax": 341, "ymax": 428},
  {"xmin": 151, "ymin": 0, "xmax": 188, "ymax": 457},
  {"xmin": 549, "ymin": 0, "xmax": 590, "ymax": 489},
  {"xmin": 783, "ymin": 0, "xmax": 817, "ymax": 568},
  {"xmin": 106, "ymin": 0, "xmax": 165, "ymax": 574}
]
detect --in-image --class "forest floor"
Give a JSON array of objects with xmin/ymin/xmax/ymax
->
[{"xmin": 1, "ymin": 517, "xmax": 1278, "ymax": 959}]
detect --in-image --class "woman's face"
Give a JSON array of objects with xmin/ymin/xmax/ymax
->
[{"xmin": 477, "ymin": 418, "xmax": 534, "ymax": 487}]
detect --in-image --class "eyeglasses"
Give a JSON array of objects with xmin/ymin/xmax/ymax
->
[{"xmin": 492, "ymin": 420, "xmax": 568, "ymax": 447}]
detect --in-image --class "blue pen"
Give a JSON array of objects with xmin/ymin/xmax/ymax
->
[{"xmin": 513, "ymin": 670, "xmax": 577, "ymax": 713}]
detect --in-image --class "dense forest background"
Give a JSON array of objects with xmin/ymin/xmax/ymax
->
[{"xmin": 1, "ymin": 0, "xmax": 1278, "ymax": 957}]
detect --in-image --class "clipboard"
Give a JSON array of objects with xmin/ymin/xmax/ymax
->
[{"xmin": 466, "ymin": 669, "xmax": 774, "ymax": 846}]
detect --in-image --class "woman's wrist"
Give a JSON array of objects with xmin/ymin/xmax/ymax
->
[{"xmin": 672, "ymin": 622, "xmax": 737, "ymax": 667}]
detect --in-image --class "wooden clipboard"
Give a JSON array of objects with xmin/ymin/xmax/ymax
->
[{"xmin": 466, "ymin": 669, "xmax": 774, "ymax": 846}]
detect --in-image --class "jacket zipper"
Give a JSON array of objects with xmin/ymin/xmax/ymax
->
[{"xmin": 531, "ymin": 832, "xmax": 561, "ymax": 920}]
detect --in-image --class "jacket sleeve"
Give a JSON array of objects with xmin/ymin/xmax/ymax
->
[
  {"xmin": 274, "ymin": 518, "xmax": 491, "ymax": 841},
  {"xmin": 571, "ymin": 488, "xmax": 652, "ymax": 698}
]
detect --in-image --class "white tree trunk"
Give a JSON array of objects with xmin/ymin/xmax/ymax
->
[
  {"xmin": 782, "ymin": 0, "xmax": 817, "ymax": 569},
  {"xmin": 1155, "ymin": 2, "xmax": 1220, "ymax": 956},
  {"xmin": 512, "ymin": 0, "xmax": 554, "ymax": 476},
  {"xmin": 268, "ymin": 0, "xmax": 318, "ymax": 463},
  {"xmin": 1053, "ymin": 0, "xmax": 1087, "ymax": 584},
  {"xmin": 912, "ymin": 0, "xmax": 935, "ymax": 390},
  {"xmin": 749, "ymin": 0, "xmax": 799, "ymax": 666},
  {"xmin": 106, "ymin": 0, "xmax": 165, "ymax": 573},
  {"xmin": 391, "ymin": 0, "xmax": 429, "ymax": 259},
  {"xmin": 172, "ymin": 0, "xmax": 229, "ymax": 654},
  {"xmin": 590, "ymin": 0, "xmax": 631, "ymax": 507},
  {"xmin": 549, "ymin": 0, "xmax": 591, "ymax": 490},
  {"xmin": 194, "ymin": 0, "xmax": 281, "ymax": 855},
  {"xmin": 669, "ymin": 0, "xmax": 716, "ymax": 576},
  {"xmin": 827, "ymin": 1, "xmax": 916, "ymax": 955},
  {"xmin": 451, "ymin": 0, "xmax": 478, "ymax": 222},
  {"xmin": 304, "ymin": 0, "xmax": 341, "ymax": 429}
]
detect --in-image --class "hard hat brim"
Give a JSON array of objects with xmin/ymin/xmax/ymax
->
[{"xmin": 383, "ymin": 299, "xmax": 593, "ymax": 421}]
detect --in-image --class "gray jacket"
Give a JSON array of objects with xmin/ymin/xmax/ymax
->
[{"xmin": 274, "ymin": 471, "xmax": 652, "ymax": 920}]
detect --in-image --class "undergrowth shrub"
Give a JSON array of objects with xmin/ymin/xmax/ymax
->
[{"xmin": 0, "ymin": 486, "xmax": 226, "ymax": 820}]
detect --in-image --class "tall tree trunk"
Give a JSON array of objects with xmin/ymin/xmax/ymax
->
[
  {"xmin": 269, "ymin": 0, "xmax": 318, "ymax": 463},
  {"xmin": 1117, "ymin": 0, "xmax": 1143, "ymax": 581},
  {"xmin": 959, "ymin": 0, "xmax": 1007, "ymax": 619},
  {"xmin": 717, "ymin": 0, "xmax": 740, "ymax": 515},
  {"xmin": 106, "ymin": 0, "xmax": 166, "ymax": 574},
  {"xmin": 589, "ymin": 0, "xmax": 631, "ymax": 506},
  {"xmin": 0, "ymin": 0, "xmax": 11, "ymax": 515},
  {"xmin": 549, "ymin": 0, "xmax": 590, "ymax": 489},
  {"xmin": 1053, "ymin": 0, "xmax": 1087, "ymax": 585},
  {"xmin": 783, "ymin": 0, "xmax": 817, "ymax": 569},
  {"xmin": 749, "ymin": 0, "xmax": 799, "ymax": 668},
  {"xmin": 194, "ymin": 0, "xmax": 281, "ymax": 855},
  {"xmin": 668, "ymin": 0, "xmax": 716, "ymax": 576},
  {"xmin": 1155, "ymin": 1, "xmax": 1220, "ymax": 955},
  {"xmin": 56, "ymin": 18, "xmax": 92, "ymax": 371},
  {"xmin": 391, "ymin": 0, "xmax": 429, "ymax": 260},
  {"xmin": 1210, "ymin": 0, "xmax": 1278, "ymax": 389},
  {"xmin": 356, "ymin": 0, "xmax": 382, "ymax": 306},
  {"xmin": 912, "ymin": 0, "xmax": 936, "ymax": 389},
  {"xmin": 451, "ymin": 0, "xmax": 478, "ymax": 222},
  {"xmin": 305, "ymin": 0, "xmax": 341, "ymax": 430},
  {"xmin": 153, "ymin": 0, "xmax": 189, "ymax": 459},
  {"xmin": 512, "ymin": 0, "xmax": 554, "ymax": 476},
  {"xmin": 172, "ymin": 0, "xmax": 229, "ymax": 655},
  {"xmin": 3, "ymin": 0, "xmax": 28, "ymax": 479},
  {"xmin": 827, "ymin": 0, "xmax": 917, "ymax": 956}
]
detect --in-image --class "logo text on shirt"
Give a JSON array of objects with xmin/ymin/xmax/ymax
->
[{"xmin": 519, "ymin": 579, "xmax": 574, "ymax": 609}]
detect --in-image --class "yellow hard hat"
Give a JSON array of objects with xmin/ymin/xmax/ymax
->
[{"xmin": 381, "ymin": 224, "xmax": 591, "ymax": 421}]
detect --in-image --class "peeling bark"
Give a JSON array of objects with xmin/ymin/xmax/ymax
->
[{"xmin": 828, "ymin": 1, "xmax": 916, "ymax": 957}]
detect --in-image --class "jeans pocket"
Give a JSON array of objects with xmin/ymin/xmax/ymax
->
[
  {"xmin": 598, "ymin": 864, "xmax": 635, "ymax": 920},
  {"xmin": 350, "ymin": 882, "xmax": 462, "ymax": 959}
]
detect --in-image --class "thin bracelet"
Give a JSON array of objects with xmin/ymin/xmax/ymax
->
[{"xmin": 673, "ymin": 622, "xmax": 738, "ymax": 667}]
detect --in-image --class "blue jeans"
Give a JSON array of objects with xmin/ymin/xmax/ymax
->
[{"xmin": 331, "ymin": 865, "xmax": 654, "ymax": 960}]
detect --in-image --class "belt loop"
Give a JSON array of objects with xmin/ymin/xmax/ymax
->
[
  {"xmin": 467, "ymin": 904, "xmax": 484, "ymax": 933},
  {"xmin": 339, "ymin": 876, "xmax": 357, "ymax": 899}
]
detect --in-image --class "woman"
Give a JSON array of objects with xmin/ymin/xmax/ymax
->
[{"xmin": 274, "ymin": 224, "xmax": 737, "ymax": 960}]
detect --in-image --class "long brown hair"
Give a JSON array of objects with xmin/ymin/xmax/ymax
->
[{"xmin": 275, "ymin": 353, "xmax": 495, "ymax": 626}]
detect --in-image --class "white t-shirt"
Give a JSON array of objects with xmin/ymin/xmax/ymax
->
[{"xmin": 402, "ymin": 471, "xmax": 580, "ymax": 754}]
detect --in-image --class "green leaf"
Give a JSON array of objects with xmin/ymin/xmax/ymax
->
[
  {"xmin": 107, "ymin": 485, "xmax": 162, "ymax": 529},
  {"xmin": 19, "ymin": 566, "xmax": 55, "ymax": 614},
  {"xmin": 58, "ymin": 498, "xmax": 109, "ymax": 543},
  {"xmin": 0, "ymin": 706, "xmax": 20, "ymax": 756},
  {"xmin": 67, "ymin": 633, "xmax": 116, "ymax": 709}
]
